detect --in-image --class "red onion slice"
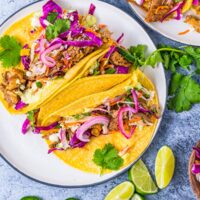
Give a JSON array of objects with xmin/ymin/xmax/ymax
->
[
  {"xmin": 76, "ymin": 116, "xmax": 109, "ymax": 142},
  {"xmin": 118, "ymin": 107, "xmax": 137, "ymax": 139}
]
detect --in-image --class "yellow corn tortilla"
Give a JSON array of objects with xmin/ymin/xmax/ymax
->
[
  {"xmin": 0, "ymin": 13, "xmax": 110, "ymax": 114},
  {"xmin": 42, "ymin": 70, "xmax": 159, "ymax": 174},
  {"xmin": 38, "ymin": 74, "xmax": 131, "ymax": 124}
]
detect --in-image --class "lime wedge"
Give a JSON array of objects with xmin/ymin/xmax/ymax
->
[
  {"xmin": 155, "ymin": 146, "xmax": 175, "ymax": 189},
  {"xmin": 131, "ymin": 193, "xmax": 145, "ymax": 200},
  {"xmin": 128, "ymin": 159, "xmax": 158, "ymax": 195},
  {"xmin": 104, "ymin": 181, "xmax": 135, "ymax": 200}
]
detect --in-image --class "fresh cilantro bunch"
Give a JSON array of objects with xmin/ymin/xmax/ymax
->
[
  {"xmin": 122, "ymin": 44, "xmax": 200, "ymax": 112},
  {"xmin": 46, "ymin": 13, "xmax": 70, "ymax": 41},
  {"xmin": 168, "ymin": 73, "xmax": 200, "ymax": 112},
  {"xmin": 0, "ymin": 35, "xmax": 22, "ymax": 68},
  {"xmin": 93, "ymin": 143, "xmax": 124, "ymax": 174}
]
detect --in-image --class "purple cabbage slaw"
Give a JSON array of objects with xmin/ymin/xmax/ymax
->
[
  {"xmin": 88, "ymin": 3, "xmax": 96, "ymax": 15},
  {"xmin": 40, "ymin": 0, "xmax": 63, "ymax": 28},
  {"xmin": 15, "ymin": 100, "xmax": 27, "ymax": 110},
  {"xmin": 192, "ymin": 147, "xmax": 200, "ymax": 175},
  {"xmin": 21, "ymin": 44, "xmax": 31, "ymax": 70},
  {"xmin": 34, "ymin": 121, "xmax": 59, "ymax": 134},
  {"xmin": 21, "ymin": 118, "xmax": 30, "ymax": 134},
  {"xmin": 160, "ymin": 2, "xmax": 184, "ymax": 22}
]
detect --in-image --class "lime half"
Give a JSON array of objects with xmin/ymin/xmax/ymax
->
[
  {"xmin": 104, "ymin": 181, "xmax": 135, "ymax": 200},
  {"xmin": 131, "ymin": 193, "xmax": 145, "ymax": 200},
  {"xmin": 155, "ymin": 146, "xmax": 175, "ymax": 189},
  {"xmin": 129, "ymin": 159, "xmax": 158, "ymax": 195}
]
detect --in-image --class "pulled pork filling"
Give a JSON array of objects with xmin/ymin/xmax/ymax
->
[
  {"xmin": 38, "ymin": 83, "xmax": 160, "ymax": 152},
  {"xmin": 185, "ymin": 15, "xmax": 200, "ymax": 33}
]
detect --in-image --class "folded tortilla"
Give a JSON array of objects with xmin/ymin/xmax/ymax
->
[
  {"xmin": 42, "ymin": 70, "xmax": 160, "ymax": 174},
  {"xmin": 0, "ymin": 13, "xmax": 110, "ymax": 114}
]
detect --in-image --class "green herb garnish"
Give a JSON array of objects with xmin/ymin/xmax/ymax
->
[
  {"xmin": 105, "ymin": 68, "xmax": 116, "ymax": 74},
  {"xmin": 73, "ymin": 112, "xmax": 90, "ymax": 120},
  {"xmin": 0, "ymin": 35, "xmax": 22, "ymax": 68},
  {"xmin": 168, "ymin": 73, "xmax": 200, "ymax": 112},
  {"xmin": 47, "ymin": 12, "xmax": 58, "ymax": 24},
  {"xmin": 46, "ymin": 19, "xmax": 70, "ymax": 41},
  {"xmin": 93, "ymin": 143, "xmax": 124, "ymax": 174},
  {"xmin": 27, "ymin": 110, "xmax": 36, "ymax": 127},
  {"xmin": 36, "ymin": 81, "xmax": 43, "ymax": 88},
  {"xmin": 65, "ymin": 198, "xmax": 80, "ymax": 200}
]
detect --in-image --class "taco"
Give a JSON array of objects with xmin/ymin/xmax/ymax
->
[
  {"xmin": 0, "ymin": 1, "xmax": 132, "ymax": 114},
  {"xmin": 32, "ymin": 70, "xmax": 160, "ymax": 174}
]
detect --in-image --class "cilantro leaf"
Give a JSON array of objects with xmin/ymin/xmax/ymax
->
[
  {"xmin": 0, "ymin": 35, "xmax": 22, "ymax": 68},
  {"xmin": 144, "ymin": 51, "xmax": 162, "ymax": 67},
  {"xmin": 47, "ymin": 12, "xmax": 58, "ymax": 24},
  {"xmin": 184, "ymin": 46, "xmax": 200, "ymax": 74},
  {"xmin": 27, "ymin": 110, "xmax": 36, "ymax": 127},
  {"xmin": 168, "ymin": 75, "xmax": 200, "ymax": 112},
  {"xmin": 93, "ymin": 143, "xmax": 124, "ymax": 172},
  {"xmin": 169, "ymin": 73, "xmax": 183, "ymax": 95},
  {"xmin": 46, "ymin": 19, "xmax": 70, "ymax": 41},
  {"xmin": 105, "ymin": 68, "xmax": 116, "ymax": 74},
  {"xmin": 128, "ymin": 45, "xmax": 147, "ymax": 67},
  {"xmin": 179, "ymin": 55, "xmax": 192, "ymax": 70}
]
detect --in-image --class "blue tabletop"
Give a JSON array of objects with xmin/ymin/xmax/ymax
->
[{"xmin": 0, "ymin": 0, "xmax": 198, "ymax": 200}]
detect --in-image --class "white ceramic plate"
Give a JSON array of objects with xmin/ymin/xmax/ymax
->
[
  {"xmin": 0, "ymin": 0, "xmax": 166, "ymax": 187},
  {"xmin": 129, "ymin": 2, "xmax": 200, "ymax": 46}
]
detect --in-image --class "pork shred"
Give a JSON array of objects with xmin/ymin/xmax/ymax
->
[
  {"xmin": 108, "ymin": 110, "xmax": 119, "ymax": 131},
  {"xmin": 145, "ymin": 0, "xmax": 174, "ymax": 22},
  {"xmin": 185, "ymin": 15, "xmax": 200, "ymax": 33},
  {"xmin": 0, "ymin": 69, "xmax": 26, "ymax": 106},
  {"xmin": 110, "ymin": 51, "xmax": 131, "ymax": 67}
]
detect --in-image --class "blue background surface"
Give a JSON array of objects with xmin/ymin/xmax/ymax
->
[{"xmin": 0, "ymin": 0, "xmax": 198, "ymax": 199}]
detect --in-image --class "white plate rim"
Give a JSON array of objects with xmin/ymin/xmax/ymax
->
[
  {"xmin": 128, "ymin": 2, "xmax": 200, "ymax": 46},
  {"xmin": 0, "ymin": 0, "xmax": 167, "ymax": 187}
]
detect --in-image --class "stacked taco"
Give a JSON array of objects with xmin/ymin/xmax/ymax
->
[{"xmin": 0, "ymin": 0, "xmax": 161, "ymax": 174}]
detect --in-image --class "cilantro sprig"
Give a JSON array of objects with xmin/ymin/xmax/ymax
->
[
  {"xmin": 120, "ymin": 44, "xmax": 200, "ymax": 112},
  {"xmin": 0, "ymin": 35, "xmax": 22, "ymax": 68},
  {"xmin": 46, "ymin": 18, "xmax": 70, "ymax": 41},
  {"xmin": 93, "ymin": 143, "xmax": 124, "ymax": 174}
]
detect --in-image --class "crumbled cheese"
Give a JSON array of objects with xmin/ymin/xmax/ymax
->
[
  {"xmin": 56, "ymin": 143, "xmax": 64, "ymax": 148},
  {"xmin": 16, "ymin": 79, "xmax": 20, "ymax": 85},
  {"xmin": 26, "ymin": 71, "xmax": 32, "ymax": 77},
  {"xmin": 20, "ymin": 85, "xmax": 25, "ymax": 90},
  {"xmin": 31, "ymin": 11, "xmax": 42, "ymax": 28},
  {"xmin": 49, "ymin": 134, "xmax": 59, "ymax": 142}
]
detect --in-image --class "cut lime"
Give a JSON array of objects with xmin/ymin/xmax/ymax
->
[
  {"xmin": 128, "ymin": 159, "xmax": 158, "ymax": 195},
  {"xmin": 131, "ymin": 193, "xmax": 145, "ymax": 200},
  {"xmin": 104, "ymin": 181, "xmax": 135, "ymax": 200},
  {"xmin": 155, "ymin": 146, "xmax": 175, "ymax": 189}
]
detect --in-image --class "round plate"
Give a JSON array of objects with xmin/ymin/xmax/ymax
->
[
  {"xmin": 128, "ymin": 2, "xmax": 200, "ymax": 46},
  {"xmin": 0, "ymin": 0, "xmax": 166, "ymax": 187}
]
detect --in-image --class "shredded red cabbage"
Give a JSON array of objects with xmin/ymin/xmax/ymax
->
[
  {"xmin": 48, "ymin": 147, "xmax": 64, "ymax": 154},
  {"xmin": 192, "ymin": 164, "xmax": 200, "ymax": 175},
  {"xmin": 193, "ymin": 147, "xmax": 200, "ymax": 160},
  {"xmin": 69, "ymin": 131, "xmax": 90, "ymax": 148},
  {"xmin": 34, "ymin": 121, "xmax": 59, "ymax": 134},
  {"xmin": 193, "ymin": 0, "xmax": 199, "ymax": 6},
  {"xmin": 21, "ymin": 118, "xmax": 30, "ymax": 134},
  {"xmin": 15, "ymin": 100, "xmax": 27, "ymax": 110},
  {"xmin": 40, "ymin": 0, "xmax": 62, "ymax": 28},
  {"xmin": 115, "ymin": 66, "xmax": 129, "ymax": 74},
  {"xmin": 104, "ymin": 46, "xmax": 116, "ymax": 58},
  {"xmin": 116, "ymin": 33, "xmax": 124, "ymax": 43},
  {"xmin": 84, "ymin": 31, "xmax": 103, "ymax": 47},
  {"xmin": 88, "ymin": 3, "xmax": 96, "ymax": 15},
  {"xmin": 132, "ymin": 89, "xmax": 139, "ymax": 112},
  {"xmin": 21, "ymin": 44, "xmax": 30, "ymax": 70},
  {"xmin": 160, "ymin": 2, "xmax": 184, "ymax": 22},
  {"xmin": 67, "ymin": 10, "xmax": 79, "ymax": 28}
]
